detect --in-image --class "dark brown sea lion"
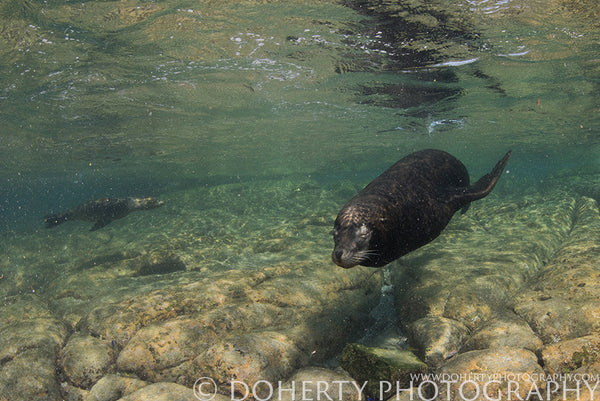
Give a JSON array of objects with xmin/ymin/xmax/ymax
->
[
  {"xmin": 44, "ymin": 197, "xmax": 164, "ymax": 231},
  {"xmin": 332, "ymin": 149, "xmax": 511, "ymax": 268}
]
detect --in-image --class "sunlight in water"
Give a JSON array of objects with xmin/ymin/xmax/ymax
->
[{"xmin": 0, "ymin": 0, "xmax": 599, "ymax": 399}]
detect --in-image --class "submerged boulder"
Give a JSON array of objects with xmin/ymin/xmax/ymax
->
[
  {"xmin": 436, "ymin": 348, "xmax": 545, "ymax": 401},
  {"xmin": 0, "ymin": 297, "xmax": 70, "ymax": 401},
  {"xmin": 86, "ymin": 374, "xmax": 148, "ymax": 401},
  {"xmin": 60, "ymin": 332, "xmax": 114, "ymax": 389},
  {"xmin": 339, "ymin": 343, "xmax": 427, "ymax": 399}
]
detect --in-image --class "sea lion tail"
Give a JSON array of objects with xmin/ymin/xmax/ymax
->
[
  {"xmin": 462, "ymin": 150, "xmax": 511, "ymax": 203},
  {"xmin": 44, "ymin": 213, "xmax": 68, "ymax": 228}
]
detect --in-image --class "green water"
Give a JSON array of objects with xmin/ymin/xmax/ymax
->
[
  {"xmin": 0, "ymin": 0, "xmax": 597, "ymax": 246},
  {"xmin": 0, "ymin": 0, "xmax": 597, "ymax": 273},
  {"xmin": 0, "ymin": 1, "xmax": 599, "ymax": 398},
  {"xmin": 1, "ymin": 0, "xmax": 596, "ymax": 208},
  {"xmin": 0, "ymin": 1, "xmax": 597, "ymax": 269}
]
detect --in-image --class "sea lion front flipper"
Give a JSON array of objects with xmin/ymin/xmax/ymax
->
[{"xmin": 90, "ymin": 219, "xmax": 112, "ymax": 231}]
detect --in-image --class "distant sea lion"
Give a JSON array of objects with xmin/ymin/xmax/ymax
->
[
  {"xmin": 332, "ymin": 149, "xmax": 511, "ymax": 268},
  {"xmin": 44, "ymin": 197, "xmax": 164, "ymax": 231}
]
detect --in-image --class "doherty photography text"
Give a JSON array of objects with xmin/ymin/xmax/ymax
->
[{"xmin": 193, "ymin": 373, "xmax": 600, "ymax": 401}]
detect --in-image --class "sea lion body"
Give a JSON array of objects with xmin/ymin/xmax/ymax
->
[
  {"xmin": 45, "ymin": 197, "xmax": 164, "ymax": 231},
  {"xmin": 332, "ymin": 149, "xmax": 511, "ymax": 268}
]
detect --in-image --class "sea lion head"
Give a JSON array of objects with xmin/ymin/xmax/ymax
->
[
  {"xmin": 131, "ymin": 197, "xmax": 165, "ymax": 210},
  {"xmin": 331, "ymin": 205, "xmax": 383, "ymax": 268}
]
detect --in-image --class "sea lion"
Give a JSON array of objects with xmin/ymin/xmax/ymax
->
[
  {"xmin": 44, "ymin": 197, "xmax": 164, "ymax": 231},
  {"xmin": 332, "ymin": 149, "xmax": 511, "ymax": 268}
]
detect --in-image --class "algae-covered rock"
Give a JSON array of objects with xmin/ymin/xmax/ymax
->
[
  {"xmin": 541, "ymin": 335, "xmax": 600, "ymax": 375},
  {"xmin": 194, "ymin": 331, "xmax": 309, "ymax": 395},
  {"xmin": 86, "ymin": 257, "xmax": 382, "ymax": 391},
  {"xmin": 432, "ymin": 195, "xmax": 600, "ymax": 400},
  {"xmin": 60, "ymin": 332, "xmax": 113, "ymax": 389},
  {"xmin": 116, "ymin": 318, "xmax": 213, "ymax": 382},
  {"xmin": 339, "ymin": 343, "xmax": 426, "ymax": 399},
  {"xmin": 86, "ymin": 374, "xmax": 148, "ymax": 401},
  {"xmin": 0, "ymin": 348, "xmax": 64, "ymax": 401},
  {"xmin": 0, "ymin": 318, "xmax": 69, "ymax": 363},
  {"xmin": 0, "ymin": 315, "xmax": 70, "ymax": 401},
  {"xmin": 406, "ymin": 316, "xmax": 469, "ymax": 366},
  {"xmin": 436, "ymin": 347, "xmax": 544, "ymax": 401},
  {"xmin": 462, "ymin": 312, "xmax": 543, "ymax": 353},
  {"xmin": 515, "ymin": 197, "xmax": 600, "ymax": 344},
  {"xmin": 0, "ymin": 294, "xmax": 55, "ymax": 325},
  {"xmin": 61, "ymin": 382, "xmax": 88, "ymax": 401}
]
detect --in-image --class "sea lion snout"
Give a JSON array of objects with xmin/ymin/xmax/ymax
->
[
  {"xmin": 134, "ymin": 197, "xmax": 165, "ymax": 210},
  {"xmin": 331, "ymin": 245, "xmax": 360, "ymax": 269},
  {"xmin": 149, "ymin": 198, "xmax": 165, "ymax": 207},
  {"xmin": 332, "ymin": 250, "xmax": 356, "ymax": 269},
  {"xmin": 331, "ymin": 223, "xmax": 376, "ymax": 268}
]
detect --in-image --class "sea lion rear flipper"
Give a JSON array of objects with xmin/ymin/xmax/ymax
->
[
  {"xmin": 90, "ymin": 219, "xmax": 112, "ymax": 231},
  {"xmin": 469, "ymin": 150, "xmax": 511, "ymax": 198},
  {"xmin": 463, "ymin": 150, "xmax": 511, "ymax": 203},
  {"xmin": 444, "ymin": 150, "xmax": 511, "ymax": 209}
]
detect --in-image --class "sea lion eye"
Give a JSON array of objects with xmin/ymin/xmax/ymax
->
[{"xmin": 355, "ymin": 225, "xmax": 371, "ymax": 240}]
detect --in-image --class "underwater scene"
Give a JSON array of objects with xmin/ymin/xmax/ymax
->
[{"xmin": 0, "ymin": 0, "xmax": 599, "ymax": 400}]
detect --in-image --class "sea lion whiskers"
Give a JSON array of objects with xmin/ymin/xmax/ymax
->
[
  {"xmin": 334, "ymin": 248, "xmax": 380, "ymax": 269},
  {"xmin": 352, "ymin": 249, "xmax": 381, "ymax": 264}
]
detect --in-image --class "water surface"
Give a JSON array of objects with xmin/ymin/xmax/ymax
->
[{"xmin": 1, "ymin": 0, "xmax": 595, "ymax": 187}]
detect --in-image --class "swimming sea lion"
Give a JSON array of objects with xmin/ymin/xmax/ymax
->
[
  {"xmin": 44, "ymin": 197, "xmax": 164, "ymax": 231},
  {"xmin": 332, "ymin": 149, "xmax": 511, "ymax": 268}
]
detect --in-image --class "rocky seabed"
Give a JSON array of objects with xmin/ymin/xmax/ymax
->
[{"xmin": 1, "ymin": 180, "xmax": 600, "ymax": 401}]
